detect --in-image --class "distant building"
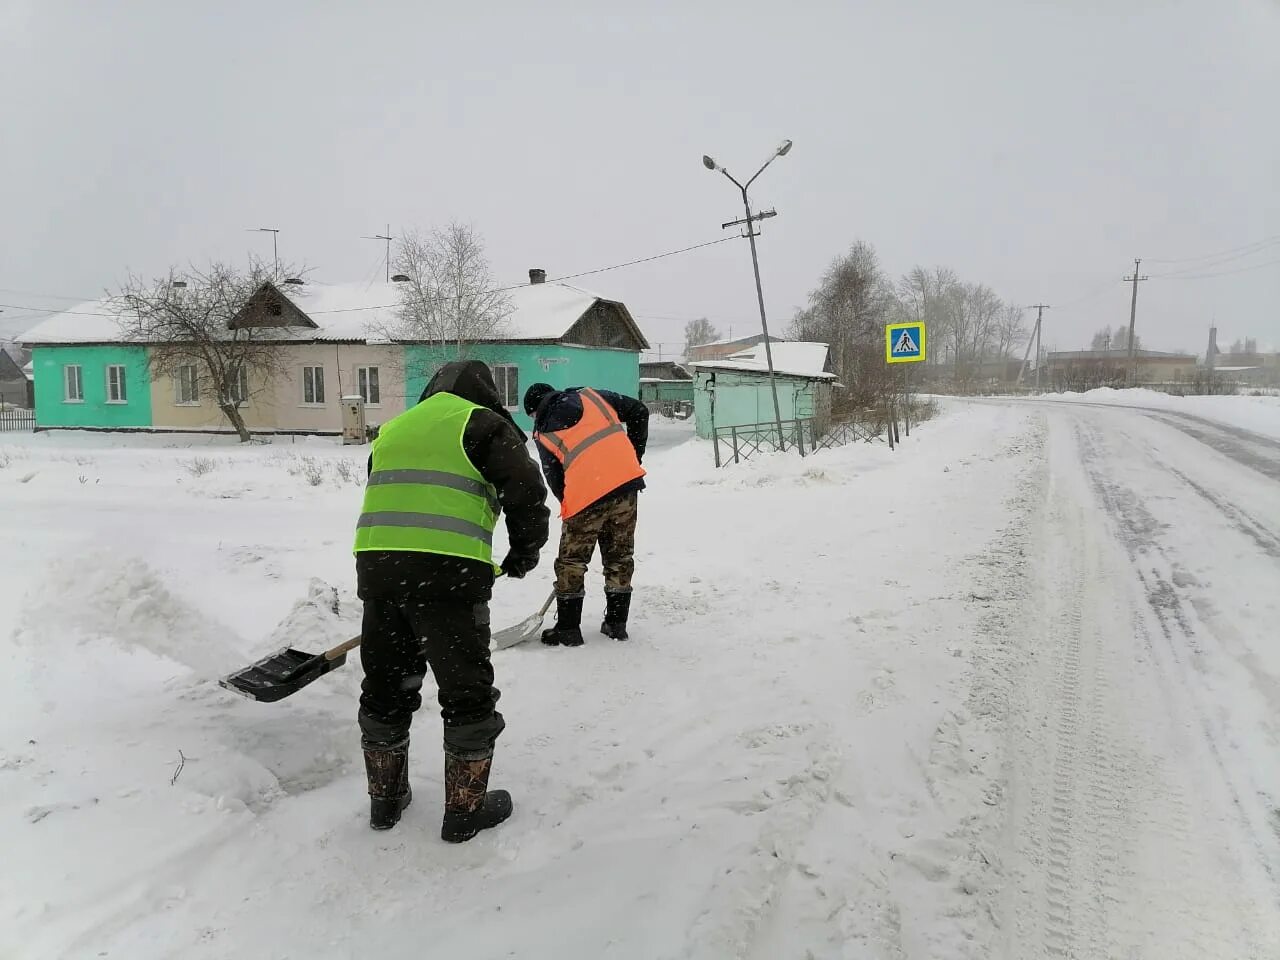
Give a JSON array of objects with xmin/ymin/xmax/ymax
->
[
  {"xmin": 19, "ymin": 273, "xmax": 649, "ymax": 435},
  {"xmin": 0, "ymin": 343, "xmax": 33, "ymax": 408},
  {"xmin": 1044, "ymin": 349, "xmax": 1198, "ymax": 388},
  {"xmin": 686, "ymin": 333, "xmax": 782, "ymax": 363},
  {"xmin": 690, "ymin": 342, "xmax": 836, "ymax": 440},
  {"xmin": 638, "ymin": 360, "xmax": 694, "ymax": 411}
]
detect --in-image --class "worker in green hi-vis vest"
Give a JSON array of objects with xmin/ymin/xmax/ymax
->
[{"xmin": 353, "ymin": 360, "xmax": 549, "ymax": 840}]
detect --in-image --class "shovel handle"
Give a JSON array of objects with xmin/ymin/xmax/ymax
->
[
  {"xmin": 536, "ymin": 590, "xmax": 556, "ymax": 617},
  {"xmin": 325, "ymin": 635, "xmax": 363, "ymax": 660}
]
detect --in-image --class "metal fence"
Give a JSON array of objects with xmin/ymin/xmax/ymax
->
[
  {"xmin": 712, "ymin": 416, "xmax": 881, "ymax": 467},
  {"xmin": 0, "ymin": 409, "xmax": 35, "ymax": 433}
]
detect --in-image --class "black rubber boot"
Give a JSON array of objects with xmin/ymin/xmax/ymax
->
[
  {"xmin": 601, "ymin": 591, "xmax": 631, "ymax": 641},
  {"xmin": 441, "ymin": 751, "xmax": 513, "ymax": 843},
  {"xmin": 363, "ymin": 737, "xmax": 411, "ymax": 831},
  {"xmin": 541, "ymin": 595, "xmax": 584, "ymax": 647}
]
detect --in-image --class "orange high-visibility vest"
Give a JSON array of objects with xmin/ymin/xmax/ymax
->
[{"xmin": 535, "ymin": 388, "xmax": 645, "ymax": 519}]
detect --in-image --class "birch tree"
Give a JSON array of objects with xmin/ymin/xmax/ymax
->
[{"xmin": 388, "ymin": 222, "xmax": 512, "ymax": 354}]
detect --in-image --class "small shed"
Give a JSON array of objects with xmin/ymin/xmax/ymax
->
[
  {"xmin": 638, "ymin": 360, "xmax": 694, "ymax": 410},
  {"xmin": 0, "ymin": 344, "xmax": 32, "ymax": 408},
  {"xmin": 691, "ymin": 342, "xmax": 836, "ymax": 440}
]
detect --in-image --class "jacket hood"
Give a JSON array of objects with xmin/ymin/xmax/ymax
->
[{"xmin": 419, "ymin": 360, "xmax": 526, "ymax": 440}]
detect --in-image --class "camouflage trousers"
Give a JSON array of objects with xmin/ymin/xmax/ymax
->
[{"xmin": 554, "ymin": 492, "xmax": 638, "ymax": 598}]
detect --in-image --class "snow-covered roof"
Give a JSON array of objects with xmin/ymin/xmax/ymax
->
[
  {"xmin": 692, "ymin": 341, "xmax": 834, "ymax": 380},
  {"xmin": 19, "ymin": 279, "xmax": 619, "ymax": 346}
]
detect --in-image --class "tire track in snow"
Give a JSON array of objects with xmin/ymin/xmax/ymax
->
[
  {"xmin": 1007, "ymin": 415, "xmax": 1277, "ymax": 958},
  {"xmin": 1071, "ymin": 416, "xmax": 1278, "ymax": 954}
]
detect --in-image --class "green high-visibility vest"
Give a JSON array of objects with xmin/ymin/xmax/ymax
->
[{"xmin": 353, "ymin": 392, "xmax": 500, "ymax": 570}]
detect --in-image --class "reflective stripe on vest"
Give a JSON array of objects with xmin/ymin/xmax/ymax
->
[
  {"xmin": 535, "ymin": 388, "xmax": 645, "ymax": 519},
  {"xmin": 353, "ymin": 392, "xmax": 500, "ymax": 568}
]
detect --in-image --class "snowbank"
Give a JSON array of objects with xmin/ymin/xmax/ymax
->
[{"xmin": 1028, "ymin": 387, "xmax": 1280, "ymax": 441}]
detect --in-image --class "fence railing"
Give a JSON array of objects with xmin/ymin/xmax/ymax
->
[
  {"xmin": 0, "ymin": 409, "xmax": 35, "ymax": 433},
  {"xmin": 712, "ymin": 416, "xmax": 881, "ymax": 467}
]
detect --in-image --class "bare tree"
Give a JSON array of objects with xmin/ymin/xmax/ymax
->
[
  {"xmin": 898, "ymin": 266, "xmax": 958, "ymax": 368},
  {"xmin": 1090, "ymin": 326, "xmax": 1114, "ymax": 351},
  {"xmin": 386, "ymin": 223, "xmax": 512, "ymax": 356},
  {"xmin": 791, "ymin": 241, "xmax": 897, "ymax": 408},
  {"xmin": 1112, "ymin": 326, "xmax": 1142, "ymax": 352},
  {"xmin": 683, "ymin": 317, "xmax": 721, "ymax": 356},
  {"xmin": 994, "ymin": 302, "xmax": 1027, "ymax": 360},
  {"xmin": 114, "ymin": 259, "xmax": 299, "ymax": 442}
]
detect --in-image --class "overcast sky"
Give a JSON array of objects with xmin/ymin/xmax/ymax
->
[{"xmin": 2, "ymin": 0, "xmax": 1277, "ymax": 356}]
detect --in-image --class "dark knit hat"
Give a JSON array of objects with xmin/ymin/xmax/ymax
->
[{"xmin": 523, "ymin": 382, "xmax": 556, "ymax": 417}]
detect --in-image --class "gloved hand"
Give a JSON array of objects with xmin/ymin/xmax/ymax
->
[{"xmin": 500, "ymin": 551, "xmax": 539, "ymax": 579}]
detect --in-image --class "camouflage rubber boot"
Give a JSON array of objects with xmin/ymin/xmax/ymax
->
[
  {"xmin": 363, "ymin": 737, "xmax": 411, "ymax": 831},
  {"xmin": 441, "ymin": 750, "xmax": 513, "ymax": 843},
  {"xmin": 541, "ymin": 595, "xmax": 584, "ymax": 647},
  {"xmin": 600, "ymin": 591, "xmax": 631, "ymax": 641}
]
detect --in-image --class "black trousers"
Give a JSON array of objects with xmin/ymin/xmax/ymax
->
[{"xmin": 358, "ymin": 598, "xmax": 505, "ymax": 757}]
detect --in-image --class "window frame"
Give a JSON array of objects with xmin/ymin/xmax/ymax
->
[
  {"xmin": 356, "ymin": 365, "xmax": 381, "ymax": 406},
  {"xmin": 63, "ymin": 364, "xmax": 84, "ymax": 403},
  {"xmin": 302, "ymin": 365, "xmax": 326, "ymax": 406},
  {"xmin": 491, "ymin": 363, "xmax": 519, "ymax": 409},
  {"xmin": 223, "ymin": 366, "xmax": 250, "ymax": 406},
  {"xmin": 175, "ymin": 365, "xmax": 200, "ymax": 406},
  {"xmin": 105, "ymin": 364, "xmax": 128, "ymax": 404}
]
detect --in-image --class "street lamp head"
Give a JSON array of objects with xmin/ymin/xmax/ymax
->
[
  {"xmin": 776, "ymin": 139, "xmax": 793, "ymax": 157},
  {"xmin": 702, "ymin": 155, "xmax": 718, "ymax": 171}
]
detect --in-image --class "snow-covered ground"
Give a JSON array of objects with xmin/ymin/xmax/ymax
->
[{"xmin": 3, "ymin": 398, "xmax": 1279, "ymax": 959}]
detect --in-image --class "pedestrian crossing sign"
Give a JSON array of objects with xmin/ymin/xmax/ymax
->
[{"xmin": 886, "ymin": 322, "xmax": 926, "ymax": 364}]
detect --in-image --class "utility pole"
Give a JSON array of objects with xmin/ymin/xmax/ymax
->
[
  {"xmin": 362, "ymin": 224, "xmax": 394, "ymax": 283},
  {"xmin": 703, "ymin": 141, "xmax": 794, "ymax": 450},
  {"xmin": 1029, "ymin": 304, "xmax": 1050, "ymax": 391},
  {"xmin": 1123, "ymin": 258, "xmax": 1149, "ymax": 386}
]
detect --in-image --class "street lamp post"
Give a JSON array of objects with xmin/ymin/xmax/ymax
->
[
  {"xmin": 702, "ymin": 140, "xmax": 793, "ymax": 450},
  {"xmin": 248, "ymin": 227, "xmax": 280, "ymax": 278}
]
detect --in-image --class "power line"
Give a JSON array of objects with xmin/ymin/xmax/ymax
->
[
  {"xmin": 1152, "ymin": 256, "xmax": 1280, "ymax": 281},
  {"xmin": 0, "ymin": 235, "xmax": 743, "ymax": 321},
  {"xmin": 1145, "ymin": 233, "xmax": 1280, "ymax": 264}
]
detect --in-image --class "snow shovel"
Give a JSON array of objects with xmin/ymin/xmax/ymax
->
[
  {"xmin": 218, "ymin": 635, "xmax": 362, "ymax": 703},
  {"xmin": 491, "ymin": 589, "xmax": 556, "ymax": 651}
]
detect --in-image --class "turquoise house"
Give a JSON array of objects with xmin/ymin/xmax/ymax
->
[
  {"xmin": 690, "ymin": 342, "xmax": 836, "ymax": 440},
  {"xmin": 19, "ymin": 273, "xmax": 649, "ymax": 435}
]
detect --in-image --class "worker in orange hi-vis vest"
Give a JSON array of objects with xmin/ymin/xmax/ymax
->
[{"xmin": 523, "ymin": 383, "xmax": 649, "ymax": 647}]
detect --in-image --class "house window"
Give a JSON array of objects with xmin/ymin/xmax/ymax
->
[
  {"xmin": 106, "ymin": 364, "xmax": 127, "ymax": 403},
  {"xmin": 491, "ymin": 364, "xmax": 519, "ymax": 409},
  {"xmin": 224, "ymin": 366, "xmax": 249, "ymax": 405},
  {"xmin": 176, "ymin": 365, "xmax": 200, "ymax": 405},
  {"xmin": 64, "ymin": 364, "xmax": 83, "ymax": 402},
  {"xmin": 357, "ymin": 366, "xmax": 380, "ymax": 406},
  {"xmin": 303, "ymin": 365, "xmax": 326, "ymax": 405}
]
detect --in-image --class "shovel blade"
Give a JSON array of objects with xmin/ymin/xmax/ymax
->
[
  {"xmin": 491, "ymin": 612, "xmax": 547, "ymax": 650},
  {"xmin": 218, "ymin": 647, "xmax": 350, "ymax": 702}
]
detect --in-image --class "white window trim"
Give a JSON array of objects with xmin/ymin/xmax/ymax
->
[
  {"xmin": 174, "ymin": 365, "xmax": 201, "ymax": 407},
  {"xmin": 491, "ymin": 363, "xmax": 519, "ymax": 410},
  {"xmin": 356, "ymin": 365, "xmax": 382, "ymax": 407},
  {"xmin": 105, "ymin": 364, "xmax": 128, "ymax": 405},
  {"xmin": 301, "ymin": 365, "xmax": 327, "ymax": 407},
  {"xmin": 63, "ymin": 364, "xmax": 84, "ymax": 404}
]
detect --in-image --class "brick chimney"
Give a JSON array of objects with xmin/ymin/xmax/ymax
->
[{"xmin": 529, "ymin": 268, "xmax": 546, "ymax": 285}]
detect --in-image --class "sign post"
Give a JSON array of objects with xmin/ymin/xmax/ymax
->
[{"xmin": 885, "ymin": 322, "xmax": 926, "ymax": 442}]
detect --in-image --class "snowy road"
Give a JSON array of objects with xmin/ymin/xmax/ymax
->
[
  {"xmin": 3, "ymin": 399, "xmax": 1279, "ymax": 958},
  {"xmin": 992, "ymin": 400, "xmax": 1280, "ymax": 958}
]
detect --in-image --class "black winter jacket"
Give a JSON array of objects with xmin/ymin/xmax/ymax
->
[
  {"xmin": 532, "ymin": 388, "xmax": 649, "ymax": 508},
  {"xmin": 356, "ymin": 361, "xmax": 550, "ymax": 603}
]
